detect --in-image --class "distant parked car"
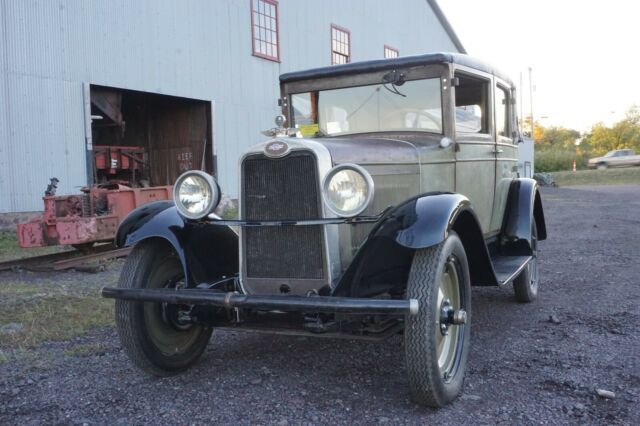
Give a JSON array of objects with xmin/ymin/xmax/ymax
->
[{"xmin": 588, "ymin": 149, "xmax": 640, "ymax": 169}]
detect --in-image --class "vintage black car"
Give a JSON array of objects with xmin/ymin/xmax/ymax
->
[{"xmin": 103, "ymin": 53, "xmax": 546, "ymax": 407}]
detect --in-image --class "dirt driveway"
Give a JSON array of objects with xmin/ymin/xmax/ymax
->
[{"xmin": 1, "ymin": 184, "xmax": 639, "ymax": 425}]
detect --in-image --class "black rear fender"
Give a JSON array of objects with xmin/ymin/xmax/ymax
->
[
  {"xmin": 116, "ymin": 201, "xmax": 239, "ymax": 287},
  {"xmin": 333, "ymin": 193, "xmax": 498, "ymax": 297},
  {"xmin": 501, "ymin": 178, "xmax": 547, "ymax": 255}
]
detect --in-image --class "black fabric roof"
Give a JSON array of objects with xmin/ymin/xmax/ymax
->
[{"xmin": 279, "ymin": 52, "xmax": 514, "ymax": 87}]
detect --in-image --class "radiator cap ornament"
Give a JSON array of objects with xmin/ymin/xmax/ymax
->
[{"xmin": 264, "ymin": 140, "xmax": 290, "ymax": 158}]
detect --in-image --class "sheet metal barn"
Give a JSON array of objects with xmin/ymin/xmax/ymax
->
[{"xmin": 0, "ymin": 0, "xmax": 464, "ymax": 214}]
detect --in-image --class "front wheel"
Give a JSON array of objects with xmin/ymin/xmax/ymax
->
[
  {"xmin": 405, "ymin": 232, "xmax": 471, "ymax": 407},
  {"xmin": 115, "ymin": 240, "xmax": 213, "ymax": 376}
]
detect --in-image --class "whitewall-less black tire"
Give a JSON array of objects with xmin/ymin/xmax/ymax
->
[
  {"xmin": 404, "ymin": 232, "xmax": 471, "ymax": 407},
  {"xmin": 115, "ymin": 240, "xmax": 213, "ymax": 376},
  {"xmin": 513, "ymin": 222, "xmax": 539, "ymax": 303}
]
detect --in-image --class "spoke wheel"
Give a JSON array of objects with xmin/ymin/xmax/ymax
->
[
  {"xmin": 405, "ymin": 232, "xmax": 471, "ymax": 407},
  {"xmin": 115, "ymin": 240, "xmax": 213, "ymax": 376},
  {"xmin": 513, "ymin": 221, "xmax": 539, "ymax": 303}
]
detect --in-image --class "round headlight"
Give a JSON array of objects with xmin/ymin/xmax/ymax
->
[
  {"xmin": 173, "ymin": 171, "xmax": 220, "ymax": 219},
  {"xmin": 322, "ymin": 164, "xmax": 374, "ymax": 217}
]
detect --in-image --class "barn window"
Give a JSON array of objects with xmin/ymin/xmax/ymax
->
[
  {"xmin": 331, "ymin": 25, "xmax": 351, "ymax": 65},
  {"xmin": 384, "ymin": 45, "xmax": 399, "ymax": 58},
  {"xmin": 251, "ymin": 0, "xmax": 279, "ymax": 61}
]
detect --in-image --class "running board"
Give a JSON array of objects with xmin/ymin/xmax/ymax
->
[{"xmin": 492, "ymin": 255, "xmax": 532, "ymax": 285}]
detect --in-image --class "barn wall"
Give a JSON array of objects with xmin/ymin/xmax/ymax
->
[{"xmin": 0, "ymin": 0, "xmax": 461, "ymax": 213}]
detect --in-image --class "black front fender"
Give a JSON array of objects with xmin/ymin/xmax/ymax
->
[
  {"xmin": 116, "ymin": 201, "xmax": 239, "ymax": 287},
  {"xmin": 333, "ymin": 193, "xmax": 497, "ymax": 297}
]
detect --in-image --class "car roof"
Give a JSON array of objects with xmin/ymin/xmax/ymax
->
[{"xmin": 280, "ymin": 52, "xmax": 514, "ymax": 87}]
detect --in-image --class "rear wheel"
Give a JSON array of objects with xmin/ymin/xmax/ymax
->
[
  {"xmin": 115, "ymin": 240, "xmax": 212, "ymax": 376},
  {"xmin": 513, "ymin": 222, "xmax": 539, "ymax": 303},
  {"xmin": 405, "ymin": 232, "xmax": 471, "ymax": 407}
]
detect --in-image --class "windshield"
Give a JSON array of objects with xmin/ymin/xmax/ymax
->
[
  {"xmin": 291, "ymin": 78, "xmax": 443, "ymax": 137},
  {"xmin": 604, "ymin": 151, "xmax": 617, "ymax": 157}
]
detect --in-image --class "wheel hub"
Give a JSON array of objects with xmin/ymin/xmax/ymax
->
[{"xmin": 439, "ymin": 299, "xmax": 467, "ymax": 335}]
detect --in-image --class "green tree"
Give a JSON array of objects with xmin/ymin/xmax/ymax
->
[
  {"xmin": 538, "ymin": 126, "xmax": 580, "ymax": 149},
  {"xmin": 582, "ymin": 105, "xmax": 640, "ymax": 156}
]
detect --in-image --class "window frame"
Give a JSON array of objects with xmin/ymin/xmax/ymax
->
[
  {"xmin": 453, "ymin": 71, "xmax": 492, "ymax": 137},
  {"xmin": 250, "ymin": 0, "xmax": 280, "ymax": 62},
  {"xmin": 495, "ymin": 82, "xmax": 512, "ymax": 142},
  {"xmin": 384, "ymin": 45, "xmax": 399, "ymax": 58},
  {"xmin": 330, "ymin": 24, "xmax": 351, "ymax": 65},
  {"xmin": 288, "ymin": 76, "xmax": 445, "ymax": 137}
]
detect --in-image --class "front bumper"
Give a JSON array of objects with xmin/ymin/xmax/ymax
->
[{"xmin": 101, "ymin": 287, "xmax": 419, "ymax": 316}]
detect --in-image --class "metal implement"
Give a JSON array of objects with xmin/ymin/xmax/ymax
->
[
  {"xmin": 17, "ymin": 183, "xmax": 172, "ymax": 248},
  {"xmin": 102, "ymin": 287, "xmax": 420, "ymax": 316}
]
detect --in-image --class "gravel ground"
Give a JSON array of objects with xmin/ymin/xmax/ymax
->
[{"xmin": 1, "ymin": 184, "xmax": 639, "ymax": 425}]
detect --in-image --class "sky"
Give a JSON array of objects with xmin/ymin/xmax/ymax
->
[{"xmin": 437, "ymin": 0, "xmax": 640, "ymax": 132}]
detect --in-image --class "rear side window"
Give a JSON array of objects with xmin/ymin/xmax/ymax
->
[{"xmin": 454, "ymin": 74, "xmax": 489, "ymax": 134}]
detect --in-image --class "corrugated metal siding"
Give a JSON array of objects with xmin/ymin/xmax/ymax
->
[
  {"xmin": 0, "ymin": 0, "xmax": 460, "ymax": 213},
  {"xmin": 0, "ymin": 2, "xmax": 10, "ymax": 213},
  {"xmin": 278, "ymin": 0, "xmax": 458, "ymax": 73}
]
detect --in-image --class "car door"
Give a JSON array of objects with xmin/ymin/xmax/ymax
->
[
  {"xmin": 620, "ymin": 150, "xmax": 634, "ymax": 166},
  {"xmin": 491, "ymin": 80, "xmax": 519, "ymax": 232},
  {"xmin": 453, "ymin": 70, "xmax": 497, "ymax": 235}
]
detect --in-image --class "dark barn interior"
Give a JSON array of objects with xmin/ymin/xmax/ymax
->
[{"xmin": 90, "ymin": 85, "xmax": 213, "ymax": 187}]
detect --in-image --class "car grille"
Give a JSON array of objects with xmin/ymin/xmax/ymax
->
[{"xmin": 242, "ymin": 151, "xmax": 325, "ymax": 280}]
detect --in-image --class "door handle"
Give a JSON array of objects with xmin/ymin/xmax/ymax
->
[{"xmin": 492, "ymin": 148, "xmax": 504, "ymax": 154}]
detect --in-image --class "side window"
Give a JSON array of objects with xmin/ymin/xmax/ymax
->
[
  {"xmin": 454, "ymin": 74, "xmax": 489, "ymax": 134},
  {"xmin": 495, "ymin": 85, "xmax": 510, "ymax": 139}
]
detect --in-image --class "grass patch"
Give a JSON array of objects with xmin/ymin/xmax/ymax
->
[
  {"xmin": 220, "ymin": 205, "xmax": 239, "ymax": 220},
  {"xmin": 552, "ymin": 167, "xmax": 640, "ymax": 187},
  {"xmin": 0, "ymin": 231, "xmax": 68, "ymax": 262},
  {"xmin": 0, "ymin": 347, "xmax": 50, "ymax": 367},
  {"xmin": 0, "ymin": 282, "xmax": 114, "ymax": 348}
]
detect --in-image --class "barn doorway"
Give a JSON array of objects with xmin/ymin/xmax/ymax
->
[{"xmin": 88, "ymin": 85, "xmax": 213, "ymax": 187}]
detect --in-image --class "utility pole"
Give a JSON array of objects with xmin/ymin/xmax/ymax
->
[
  {"xmin": 528, "ymin": 67, "xmax": 534, "ymax": 142},
  {"xmin": 519, "ymin": 71, "xmax": 524, "ymax": 134}
]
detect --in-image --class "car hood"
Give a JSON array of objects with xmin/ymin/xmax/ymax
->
[{"xmin": 310, "ymin": 134, "xmax": 445, "ymax": 166}]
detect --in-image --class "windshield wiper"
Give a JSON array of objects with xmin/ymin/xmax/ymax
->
[{"xmin": 382, "ymin": 70, "xmax": 406, "ymax": 97}]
